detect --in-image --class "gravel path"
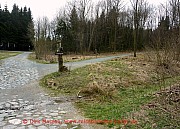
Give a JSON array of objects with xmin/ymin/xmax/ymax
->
[{"xmin": 0, "ymin": 52, "xmax": 132, "ymax": 129}]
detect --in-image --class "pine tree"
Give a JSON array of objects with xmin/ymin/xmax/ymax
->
[
  {"xmin": 69, "ymin": 6, "xmax": 79, "ymax": 52},
  {"xmin": 0, "ymin": 4, "xmax": 34, "ymax": 50}
]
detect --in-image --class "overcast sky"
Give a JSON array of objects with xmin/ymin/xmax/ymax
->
[{"xmin": 1, "ymin": 0, "xmax": 167, "ymax": 20}]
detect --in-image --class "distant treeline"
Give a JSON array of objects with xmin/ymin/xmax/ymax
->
[
  {"xmin": 0, "ymin": 4, "xmax": 34, "ymax": 51},
  {"xmin": 52, "ymin": 0, "xmax": 179, "ymax": 54},
  {"xmin": 53, "ymin": 6, "xmax": 148, "ymax": 53}
]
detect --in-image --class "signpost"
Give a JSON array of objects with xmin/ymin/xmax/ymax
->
[{"xmin": 55, "ymin": 35, "xmax": 64, "ymax": 72}]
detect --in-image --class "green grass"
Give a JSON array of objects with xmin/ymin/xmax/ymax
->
[
  {"xmin": 147, "ymin": 109, "xmax": 179, "ymax": 128},
  {"xmin": 40, "ymin": 65, "xmax": 92, "ymax": 95},
  {"xmin": 76, "ymin": 77, "xmax": 180, "ymax": 128},
  {"xmin": 40, "ymin": 60, "xmax": 133, "ymax": 95},
  {"xmin": 0, "ymin": 51, "xmax": 21, "ymax": 60},
  {"xmin": 40, "ymin": 56, "xmax": 180, "ymax": 128},
  {"xmin": 136, "ymin": 80, "xmax": 180, "ymax": 129}
]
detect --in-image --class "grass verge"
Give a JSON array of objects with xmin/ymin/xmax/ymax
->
[
  {"xmin": 40, "ymin": 54, "xmax": 180, "ymax": 128},
  {"xmin": 0, "ymin": 51, "xmax": 21, "ymax": 60}
]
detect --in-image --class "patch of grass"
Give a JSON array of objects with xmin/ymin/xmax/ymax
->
[
  {"xmin": 76, "ymin": 77, "xmax": 180, "ymax": 128},
  {"xmin": 131, "ymin": 82, "xmax": 180, "ymax": 129},
  {"xmin": 0, "ymin": 51, "xmax": 21, "ymax": 60},
  {"xmin": 40, "ymin": 59, "xmax": 133, "ymax": 97},
  {"xmin": 40, "ymin": 67, "xmax": 90, "ymax": 95},
  {"xmin": 41, "ymin": 54, "xmax": 180, "ymax": 128}
]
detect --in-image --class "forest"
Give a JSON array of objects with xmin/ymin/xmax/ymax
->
[
  {"xmin": 0, "ymin": 4, "xmax": 34, "ymax": 51},
  {"xmin": 33, "ymin": 0, "xmax": 179, "ymax": 59},
  {"xmin": 0, "ymin": 0, "xmax": 179, "ymax": 58}
]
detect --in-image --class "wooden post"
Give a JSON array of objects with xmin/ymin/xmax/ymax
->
[
  {"xmin": 58, "ymin": 54, "xmax": 63, "ymax": 72},
  {"xmin": 56, "ymin": 41, "xmax": 64, "ymax": 72}
]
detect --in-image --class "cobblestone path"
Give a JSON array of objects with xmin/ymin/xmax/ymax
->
[{"xmin": 0, "ymin": 52, "xmax": 131, "ymax": 129}]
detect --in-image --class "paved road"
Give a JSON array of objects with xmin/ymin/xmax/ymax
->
[
  {"xmin": 0, "ymin": 52, "xmax": 56, "ymax": 89},
  {"xmin": 0, "ymin": 52, "xmax": 132, "ymax": 129}
]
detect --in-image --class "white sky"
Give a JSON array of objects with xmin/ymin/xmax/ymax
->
[{"xmin": 0, "ymin": 0, "xmax": 167, "ymax": 21}]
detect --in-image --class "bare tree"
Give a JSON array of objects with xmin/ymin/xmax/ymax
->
[
  {"xmin": 33, "ymin": 17, "xmax": 56, "ymax": 61},
  {"xmin": 78, "ymin": 0, "xmax": 93, "ymax": 54},
  {"xmin": 169, "ymin": 0, "xmax": 180, "ymax": 61},
  {"xmin": 34, "ymin": 18, "xmax": 41, "ymax": 59},
  {"xmin": 130, "ymin": 0, "xmax": 150, "ymax": 57},
  {"xmin": 130, "ymin": 0, "xmax": 139, "ymax": 57},
  {"xmin": 87, "ymin": 4, "xmax": 96, "ymax": 52}
]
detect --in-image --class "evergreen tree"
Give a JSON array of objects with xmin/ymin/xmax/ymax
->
[
  {"xmin": 56, "ymin": 19, "xmax": 72, "ymax": 52},
  {"xmin": 69, "ymin": 6, "xmax": 79, "ymax": 52},
  {"xmin": 0, "ymin": 4, "xmax": 34, "ymax": 50}
]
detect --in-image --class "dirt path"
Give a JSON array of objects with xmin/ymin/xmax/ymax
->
[{"xmin": 0, "ymin": 52, "xmax": 132, "ymax": 129}]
